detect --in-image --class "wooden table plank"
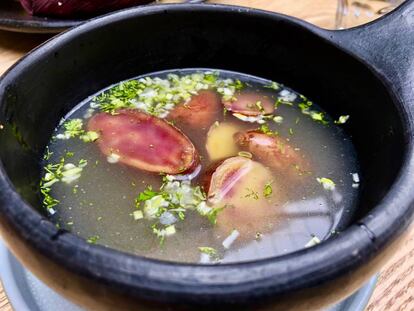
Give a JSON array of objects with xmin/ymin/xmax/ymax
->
[{"xmin": 1, "ymin": 1, "xmax": 413, "ymax": 310}]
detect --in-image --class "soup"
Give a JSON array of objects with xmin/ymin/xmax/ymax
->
[{"xmin": 41, "ymin": 69, "xmax": 359, "ymax": 264}]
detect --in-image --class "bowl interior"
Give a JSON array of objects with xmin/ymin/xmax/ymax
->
[{"xmin": 0, "ymin": 6, "xmax": 406, "ymax": 244}]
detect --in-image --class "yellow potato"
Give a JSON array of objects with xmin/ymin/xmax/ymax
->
[{"xmin": 206, "ymin": 122, "xmax": 241, "ymax": 161}]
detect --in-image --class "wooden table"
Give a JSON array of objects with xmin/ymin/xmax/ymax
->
[{"xmin": 0, "ymin": 1, "xmax": 413, "ymax": 310}]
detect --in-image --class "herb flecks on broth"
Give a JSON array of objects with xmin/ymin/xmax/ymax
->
[
  {"xmin": 234, "ymin": 130, "xmax": 310, "ymax": 177},
  {"xmin": 223, "ymin": 91, "xmax": 274, "ymax": 117},
  {"xmin": 167, "ymin": 90, "xmax": 221, "ymax": 129},
  {"xmin": 41, "ymin": 69, "xmax": 359, "ymax": 264},
  {"xmin": 92, "ymin": 72, "xmax": 244, "ymax": 117},
  {"xmin": 205, "ymin": 156, "xmax": 278, "ymax": 238},
  {"xmin": 133, "ymin": 175, "xmax": 222, "ymax": 242},
  {"xmin": 55, "ymin": 118, "xmax": 99, "ymax": 143},
  {"xmin": 40, "ymin": 156, "xmax": 87, "ymax": 213},
  {"xmin": 317, "ymin": 177, "xmax": 336, "ymax": 191}
]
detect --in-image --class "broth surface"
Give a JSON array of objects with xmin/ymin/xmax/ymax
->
[{"xmin": 42, "ymin": 69, "xmax": 359, "ymax": 263}]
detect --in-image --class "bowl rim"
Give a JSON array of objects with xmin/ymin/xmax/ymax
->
[{"xmin": 0, "ymin": 3, "xmax": 413, "ymax": 302}]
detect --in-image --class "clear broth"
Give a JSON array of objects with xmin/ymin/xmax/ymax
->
[{"xmin": 43, "ymin": 69, "xmax": 359, "ymax": 263}]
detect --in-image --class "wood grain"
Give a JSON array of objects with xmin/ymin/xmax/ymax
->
[{"xmin": 0, "ymin": 1, "xmax": 413, "ymax": 311}]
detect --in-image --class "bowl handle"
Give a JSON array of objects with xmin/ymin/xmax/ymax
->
[{"xmin": 323, "ymin": 0, "xmax": 414, "ymax": 99}]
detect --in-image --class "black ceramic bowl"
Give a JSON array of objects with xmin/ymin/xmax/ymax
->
[{"xmin": 1, "ymin": 2, "xmax": 414, "ymax": 310}]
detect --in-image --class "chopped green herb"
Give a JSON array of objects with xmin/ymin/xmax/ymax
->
[
  {"xmin": 245, "ymin": 188, "xmax": 259, "ymax": 200},
  {"xmin": 199, "ymin": 247, "xmax": 220, "ymax": 261},
  {"xmin": 40, "ymin": 157, "xmax": 88, "ymax": 211},
  {"xmin": 297, "ymin": 97, "xmax": 329, "ymax": 125},
  {"xmin": 289, "ymin": 128, "xmax": 294, "ymax": 135},
  {"xmin": 259, "ymin": 123, "xmax": 273, "ymax": 135},
  {"xmin": 263, "ymin": 182, "xmax": 273, "ymax": 198},
  {"xmin": 265, "ymin": 81, "xmax": 280, "ymax": 90},
  {"xmin": 152, "ymin": 224, "xmax": 176, "ymax": 244},
  {"xmin": 335, "ymin": 115, "xmax": 350, "ymax": 124},
  {"xmin": 275, "ymin": 98, "xmax": 294, "ymax": 108},
  {"xmin": 93, "ymin": 72, "xmax": 245, "ymax": 116},
  {"xmin": 207, "ymin": 206, "xmax": 225, "ymax": 225},
  {"xmin": 133, "ymin": 176, "xmax": 209, "ymax": 242},
  {"xmin": 43, "ymin": 146, "xmax": 53, "ymax": 160},
  {"xmin": 40, "ymin": 186, "xmax": 59, "ymax": 211},
  {"xmin": 135, "ymin": 185, "xmax": 158, "ymax": 205},
  {"xmin": 80, "ymin": 131, "xmax": 100, "ymax": 142},
  {"xmin": 255, "ymin": 101, "xmax": 264, "ymax": 112},
  {"xmin": 86, "ymin": 235, "xmax": 100, "ymax": 244},
  {"xmin": 317, "ymin": 177, "xmax": 336, "ymax": 191},
  {"xmin": 62, "ymin": 119, "xmax": 84, "ymax": 139}
]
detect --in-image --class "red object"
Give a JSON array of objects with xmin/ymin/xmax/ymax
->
[
  {"xmin": 205, "ymin": 156, "xmax": 279, "ymax": 238},
  {"xmin": 234, "ymin": 130, "xmax": 310, "ymax": 176},
  {"xmin": 88, "ymin": 109, "xmax": 199, "ymax": 175},
  {"xmin": 223, "ymin": 91, "xmax": 274, "ymax": 116},
  {"xmin": 167, "ymin": 90, "xmax": 221, "ymax": 130},
  {"xmin": 20, "ymin": 0, "xmax": 153, "ymax": 17}
]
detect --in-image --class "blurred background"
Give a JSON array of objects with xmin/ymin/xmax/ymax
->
[{"xmin": 161, "ymin": 0, "xmax": 405, "ymax": 29}]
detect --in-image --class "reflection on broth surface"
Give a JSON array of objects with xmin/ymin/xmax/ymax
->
[{"xmin": 41, "ymin": 69, "xmax": 359, "ymax": 263}]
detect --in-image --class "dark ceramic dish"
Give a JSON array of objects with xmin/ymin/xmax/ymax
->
[
  {"xmin": 0, "ymin": 2, "xmax": 414, "ymax": 310},
  {"xmin": 0, "ymin": 0, "xmax": 205, "ymax": 33}
]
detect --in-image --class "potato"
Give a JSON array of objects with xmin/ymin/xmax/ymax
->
[{"xmin": 206, "ymin": 122, "xmax": 241, "ymax": 161}]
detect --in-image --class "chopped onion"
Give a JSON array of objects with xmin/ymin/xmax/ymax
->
[
  {"xmin": 107, "ymin": 153, "xmax": 120, "ymax": 164},
  {"xmin": 159, "ymin": 211, "xmax": 177, "ymax": 225},
  {"xmin": 305, "ymin": 235, "xmax": 321, "ymax": 248},
  {"xmin": 352, "ymin": 173, "xmax": 360, "ymax": 183},
  {"xmin": 133, "ymin": 210, "xmax": 143, "ymax": 220},
  {"xmin": 199, "ymin": 253, "xmax": 211, "ymax": 264},
  {"xmin": 222, "ymin": 230, "xmax": 240, "ymax": 249}
]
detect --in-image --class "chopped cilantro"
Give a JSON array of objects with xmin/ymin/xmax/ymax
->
[
  {"xmin": 86, "ymin": 235, "xmax": 100, "ymax": 244},
  {"xmin": 80, "ymin": 131, "xmax": 99, "ymax": 142},
  {"xmin": 317, "ymin": 177, "xmax": 336, "ymax": 191},
  {"xmin": 43, "ymin": 146, "xmax": 53, "ymax": 160},
  {"xmin": 245, "ymin": 188, "xmax": 259, "ymax": 200},
  {"xmin": 65, "ymin": 151, "xmax": 74, "ymax": 158},
  {"xmin": 135, "ymin": 185, "xmax": 158, "ymax": 205},
  {"xmin": 255, "ymin": 101, "xmax": 264, "ymax": 112},
  {"xmin": 133, "ymin": 176, "xmax": 210, "ymax": 242},
  {"xmin": 335, "ymin": 115, "xmax": 350, "ymax": 124},
  {"xmin": 259, "ymin": 123, "xmax": 273, "ymax": 135},
  {"xmin": 265, "ymin": 81, "xmax": 280, "ymax": 90},
  {"xmin": 275, "ymin": 98, "xmax": 294, "ymax": 108},
  {"xmin": 207, "ymin": 206, "xmax": 225, "ymax": 225},
  {"xmin": 263, "ymin": 182, "xmax": 273, "ymax": 198},
  {"xmin": 93, "ymin": 72, "xmax": 245, "ymax": 116},
  {"xmin": 199, "ymin": 247, "xmax": 220, "ymax": 261},
  {"xmin": 63, "ymin": 119, "xmax": 84, "ymax": 138},
  {"xmin": 40, "ymin": 157, "xmax": 88, "ymax": 211}
]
